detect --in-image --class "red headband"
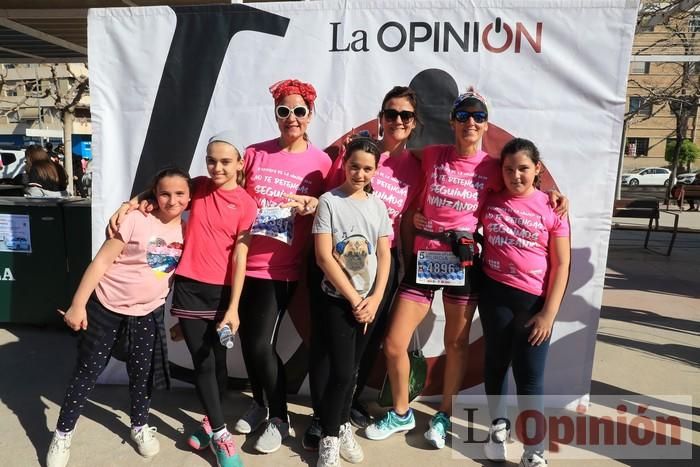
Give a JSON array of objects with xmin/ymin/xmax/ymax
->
[{"xmin": 269, "ymin": 79, "xmax": 317, "ymax": 109}]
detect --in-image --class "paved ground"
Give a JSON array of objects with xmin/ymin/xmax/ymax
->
[{"xmin": 0, "ymin": 208, "xmax": 698, "ymax": 466}]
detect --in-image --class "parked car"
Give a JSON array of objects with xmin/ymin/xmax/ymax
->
[
  {"xmin": 676, "ymin": 171, "xmax": 699, "ymax": 184},
  {"xmin": 620, "ymin": 167, "xmax": 671, "ymax": 186}
]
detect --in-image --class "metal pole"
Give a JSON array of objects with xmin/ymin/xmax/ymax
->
[
  {"xmin": 616, "ymin": 119, "xmax": 629, "ymax": 200},
  {"xmin": 63, "ymin": 111, "xmax": 74, "ymax": 195}
]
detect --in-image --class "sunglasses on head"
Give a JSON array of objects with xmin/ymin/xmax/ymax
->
[
  {"xmin": 453, "ymin": 110, "xmax": 487, "ymax": 123},
  {"xmin": 381, "ymin": 108, "xmax": 416, "ymax": 122},
  {"xmin": 275, "ymin": 105, "xmax": 309, "ymax": 119}
]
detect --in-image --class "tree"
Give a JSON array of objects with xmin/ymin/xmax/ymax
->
[
  {"xmin": 626, "ymin": 1, "xmax": 700, "ymax": 200},
  {"xmin": 665, "ymin": 138, "xmax": 700, "ymax": 170}
]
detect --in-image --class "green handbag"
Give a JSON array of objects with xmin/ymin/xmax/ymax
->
[{"xmin": 378, "ymin": 331, "xmax": 427, "ymax": 407}]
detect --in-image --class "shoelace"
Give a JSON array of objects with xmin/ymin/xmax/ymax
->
[
  {"xmin": 201, "ymin": 416, "xmax": 212, "ymax": 435},
  {"xmin": 432, "ymin": 413, "xmax": 450, "ymax": 435},
  {"xmin": 214, "ymin": 433, "xmax": 237, "ymax": 456},
  {"xmin": 340, "ymin": 425, "xmax": 359, "ymax": 450},
  {"xmin": 376, "ymin": 413, "xmax": 394, "ymax": 429},
  {"xmin": 50, "ymin": 437, "xmax": 70, "ymax": 453},
  {"xmin": 136, "ymin": 426, "xmax": 157, "ymax": 443}
]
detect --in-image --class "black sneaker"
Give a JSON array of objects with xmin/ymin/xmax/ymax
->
[
  {"xmin": 349, "ymin": 401, "xmax": 372, "ymax": 429},
  {"xmin": 302, "ymin": 416, "xmax": 322, "ymax": 451}
]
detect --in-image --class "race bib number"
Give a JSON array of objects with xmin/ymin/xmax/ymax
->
[
  {"xmin": 416, "ymin": 250, "xmax": 465, "ymax": 286},
  {"xmin": 251, "ymin": 207, "xmax": 294, "ymax": 245}
]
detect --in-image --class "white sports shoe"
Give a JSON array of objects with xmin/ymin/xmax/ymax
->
[
  {"xmin": 46, "ymin": 431, "xmax": 72, "ymax": 467},
  {"xmin": 317, "ymin": 435, "xmax": 340, "ymax": 467},
  {"xmin": 130, "ymin": 425, "xmax": 160, "ymax": 457},
  {"xmin": 339, "ymin": 422, "xmax": 364, "ymax": 463},
  {"xmin": 520, "ymin": 451, "xmax": 548, "ymax": 467},
  {"xmin": 234, "ymin": 401, "xmax": 268, "ymax": 434},
  {"xmin": 483, "ymin": 419, "xmax": 509, "ymax": 462}
]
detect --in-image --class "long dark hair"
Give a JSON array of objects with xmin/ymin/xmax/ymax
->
[
  {"xmin": 500, "ymin": 138, "xmax": 542, "ymax": 188},
  {"xmin": 344, "ymin": 136, "xmax": 382, "ymax": 193}
]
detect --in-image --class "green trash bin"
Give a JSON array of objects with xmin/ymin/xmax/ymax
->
[
  {"xmin": 0, "ymin": 197, "xmax": 67, "ymax": 325},
  {"xmin": 62, "ymin": 198, "xmax": 92, "ymax": 306}
]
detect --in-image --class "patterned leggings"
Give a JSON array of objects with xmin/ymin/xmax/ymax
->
[{"xmin": 56, "ymin": 297, "xmax": 157, "ymax": 432}]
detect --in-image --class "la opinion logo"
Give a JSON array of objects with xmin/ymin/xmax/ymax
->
[{"xmin": 330, "ymin": 17, "xmax": 543, "ymax": 54}]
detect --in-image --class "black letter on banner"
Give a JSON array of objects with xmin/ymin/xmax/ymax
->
[
  {"xmin": 377, "ymin": 22, "xmax": 406, "ymax": 52},
  {"xmin": 131, "ymin": 4, "xmax": 290, "ymax": 196},
  {"xmin": 409, "ymin": 22, "xmax": 431, "ymax": 51}
]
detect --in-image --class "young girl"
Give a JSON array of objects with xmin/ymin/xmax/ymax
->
[
  {"xmin": 305, "ymin": 86, "xmax": 423, "ymax": 450},
  {"xmin": 109, "ymin": 132, "xmax": 257, "ymax": 467},
  {"xmin": 170, "ymin": 132, "xmax": 257, "ymax": 467},
  {"xmin": 479, "ymin": 138, "xmax": 570, "ymax": 467},
  {"xmin": 312, "ymin": 137, "xmax": 392, "ymax": 467},
  {"xmin": 47, "ymin": 167, "xmax": 191, "ymax": 467}
]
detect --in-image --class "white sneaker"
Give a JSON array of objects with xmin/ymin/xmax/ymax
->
[
  {"xmin": 520, "ymin": 451, "xmax": 547, "ymax": 467},
  {"xmin": 483, "ymin": 419, "xmax": 509, "ymax": 462},
  {"xmin": 46, "ymin": 431, "xmax": 72, "ymax": 467},
  {"xmin": 339, "ymin": 422, "xmax": 364, "ymax": 463},
  {"xmin": 234, "ymin": 401, "xmax": 268, "ymax": 434},
  {"xmin": 254, "ymin": 417, "xmax": 292, "ymax": 454},
  {"xmin": 130, "ymin": 425, "xmax": 160, "ymax": 457},
  {"xmin": 317, "ymin": 435, "xmax": 340, "ymax": 467}
]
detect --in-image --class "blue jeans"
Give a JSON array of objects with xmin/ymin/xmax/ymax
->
[{"xmin": 479, "ymin": 275, "xmax": 549, "ymax": 454}]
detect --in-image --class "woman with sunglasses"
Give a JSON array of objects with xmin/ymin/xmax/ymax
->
[
  {"xmin": 235, "ymin": 79, "xmax": 332, "ymax": 454},
  {"xmin": 303, "ymin": 86, "xmax": 424, "ymax": 453},
  {"xmin": 365, "ymin": 88, "xmax": 503, "ymax": 450}
]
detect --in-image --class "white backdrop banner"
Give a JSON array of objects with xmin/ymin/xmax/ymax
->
[{"xmin": 88, "ymin": 0, "xmax": 638, "ymax": 405}]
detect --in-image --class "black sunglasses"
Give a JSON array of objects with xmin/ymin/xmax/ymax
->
[
  {"xmin": 453, "ymin": 110, "xmax": 487, "ymax": 123},
  {"xmin": 275, "ymin": 105, "xmax": 309, "ymax": 119},
  {"xmin": 381, "ymin": 109, "xmax": 416, "ymax": 122}
]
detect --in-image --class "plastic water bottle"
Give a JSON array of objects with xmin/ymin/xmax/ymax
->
[{"xmin": 218, "ymin": 325, "xmax": 234, "ymax": 349}]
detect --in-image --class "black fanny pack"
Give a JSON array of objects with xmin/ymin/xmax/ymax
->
[{"xmin": 416, "ymin": 229, "xmax": 477, "ymax": 267}]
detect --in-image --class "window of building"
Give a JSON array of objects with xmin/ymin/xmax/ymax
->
[
  {"xmin": 626, "ymin": 137, "xmax": 650, "ymax": 157},
  {"xmin": 4, "ymin": 87, "xmax": 17, "ymax": 97},
  {"xmin": 689, "ymin": 14, "xmax": 700, "ymax": 33},
  {"xmin": 688, "ymin": 62, "xmax": 700, "ymax": 75},
  {"xmin": 629, "ymin": 96, "xmax": 652, "ymax": 117},
  {"xmin": 630, "ymin": 61, "xmax": 650, "ymax": 74}
]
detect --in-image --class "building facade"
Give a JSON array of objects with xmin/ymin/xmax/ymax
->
[{"xmin": 0, "ymin": 63, "xmax": 91, "ymax": 157}]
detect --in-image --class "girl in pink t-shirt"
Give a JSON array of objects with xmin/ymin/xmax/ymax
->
[
  {"xmin": 479, "ymin": 138, "xmax": 570, "ymax": 467},
  {"xmin": 48, "ymin": 168, "xmax": 191, "ymax": 467}
]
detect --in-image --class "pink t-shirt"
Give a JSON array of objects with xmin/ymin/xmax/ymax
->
[
  {"xmin": 175, "ymin": 176, "xmax": 258, "ymax": 285},
  {"xmin": 481, "ymin": 189, "xmax": 570, "ymax": 296},
  {"xmin": 326, "ymin": 149, "xmax": 422, "ymax": 248},
  {"xmin": 243, "ymin": 139, "xmax": 332, "ymax": 281},
  {"xmin": 415, "ymin": 145, "xmax": 502, "ymax": 253},
  {"xmin": 95, "ymin": 211, "xmax": 184, "ymax": 316}
]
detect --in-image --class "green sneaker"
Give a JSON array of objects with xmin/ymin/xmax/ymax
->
[
  {"xmin": 424, "ymin": 411, "xmax": 451, "ymax": 449},
  {"xmin": 210, "ymin": 432, "xmax": 243, "ymax": 467},
  {"xmin": 188, "ymin": 416, "xmax": 213, "ymax": 451},
  {"xmin": 365, "ymin": 409, "xmax": 415, "ymax": 440}
]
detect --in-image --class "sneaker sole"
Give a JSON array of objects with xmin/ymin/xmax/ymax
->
[
  {"xmin": 188, "ymin": 438, "xmax": 211, "ymax": 451},
  {"xmin": 365, "ymin": 422, "xmax": 415, "ymax": 441},
  {"xmin": 340, "ymin": 449, "xmax": 365, "ymax": 463}
]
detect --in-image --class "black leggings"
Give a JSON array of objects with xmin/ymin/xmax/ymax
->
[
  {"xmin": 238, "ymin": 277, "xmax": 297, "ymax": 420},
  {"xmin": 479, "ymin": 275, "xmax": 549, "ymax": 453},
  {"xmin": 316, "ymin": 294, "xmax": 375, "ymax": 437},
  {"xmin": 179, "ymin": 318, "xmax": 228, "ymax": 430},
  {"xmin": 309, "ymin": 249, "xmax": 399, "ymax": 413},
  {"xmin": 57, "ymin": 298, "xmax": 157, "ymax": 432}
]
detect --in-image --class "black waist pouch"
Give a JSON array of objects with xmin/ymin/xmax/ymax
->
[{"xmin": 448, "ymin": 231, "xmax": 475, "ymax": 267}]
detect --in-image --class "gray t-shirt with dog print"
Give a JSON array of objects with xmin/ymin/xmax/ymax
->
[{"xmin": 312, "ymin": 188, "xmax": 392, "ymax": 299}]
